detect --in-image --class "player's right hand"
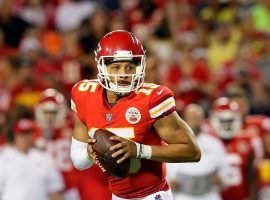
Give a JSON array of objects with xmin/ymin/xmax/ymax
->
[
  {"xmin": 87, "ymin": 138, "xmax": 98, "ymax": 162},
  {"xmin": 87, "ymin": 138, "xmax": 106, "ymax": 172}
]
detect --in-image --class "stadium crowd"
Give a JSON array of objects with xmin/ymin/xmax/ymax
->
[{"xmin": 0, "ymin": 0, "xmax": 270, "ymax": 200}]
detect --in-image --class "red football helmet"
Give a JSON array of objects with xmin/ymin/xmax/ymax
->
[
  {"xmin": 35, "ymin": 88, "xmax": 67, "ymax": 130},
  {"xmin": 210, "ymin": 97, "xmax": 242, "ymax": 139},
  {"xmin": 95, "ymin": 30, "xmax": 146, "ymax": 94}
]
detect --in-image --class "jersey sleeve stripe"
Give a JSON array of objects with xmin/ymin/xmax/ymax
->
[
  {"xmin": 150, "ymin": 97, "xmax": 175, "ymax": 118},
  {"xmin": 71, "ymin": 99, "xmax": 77, "ymax": 113}
]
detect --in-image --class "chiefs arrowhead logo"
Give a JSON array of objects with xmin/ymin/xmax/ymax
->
[{"xmin": 125, "ymin": 107, "xmax": 141, "ymax": 124}]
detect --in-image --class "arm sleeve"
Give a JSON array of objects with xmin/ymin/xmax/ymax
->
[
  {"xmin": 70, "ymin": 137, "xmax": 93, "ymax": 170},
  {"xmin": 148, "ymin": 85, "xmax": 176, "ymax": 121}
]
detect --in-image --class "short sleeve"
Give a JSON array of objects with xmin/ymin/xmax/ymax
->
[
  {"xmin": 71, "ymin": 80, "xmax": 86, "ymax": 123},
  {"xmin": 148, "ymin": 85, "xmax": 176, "ymax": 120}
]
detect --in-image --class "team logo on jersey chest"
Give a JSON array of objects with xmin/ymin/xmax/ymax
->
[{"xmin": 125, "ymin": 107, "xmax": 141, "ymax": 124}]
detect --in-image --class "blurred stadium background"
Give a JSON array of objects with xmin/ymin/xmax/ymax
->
[{"xmin": 0, "ymin": 0, "xmax": 270, "ymax": 200}]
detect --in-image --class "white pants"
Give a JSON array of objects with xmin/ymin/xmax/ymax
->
[
  {"xmin": 172, "ymin": 190, "xmax": 222, "ymax": 200},
  {"xmin": 112, "ymin": 189, "xmax": 173, "ymax": 200}
]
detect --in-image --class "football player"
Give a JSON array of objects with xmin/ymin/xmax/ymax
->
[
  {"xmin": 225, "ymin": 87, "xmax": 270, "ymax": 199},
  {"xmin": 210, "ymin": 97, "xmax": 263, "ymax": 200},
  {"xmin": 70, "ymin": 30, "xmax": 201, "ymax": 200},
  {"xmin": 0, "ymin": 118, "xmax": 64, "ymax": 200},
  {"xmin": 225, "ymin": 86, "xmax": 270, "ymax": 157},
  {"xmin": 167, "ymin": 104, "xmax": 232, "ymax": 200},
  {"xmin": 35, "ymin": 88, "xmax": 111, "ymax": 200}
]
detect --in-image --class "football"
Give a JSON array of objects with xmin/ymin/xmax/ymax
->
[{"xmin": 92, "ymin": 129, "xmax": 130, "ymax": 178}]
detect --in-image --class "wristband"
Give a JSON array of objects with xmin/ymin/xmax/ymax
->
[{"xmin": 134, "ymin": 142, "xmax": 152, "ymax": 159}]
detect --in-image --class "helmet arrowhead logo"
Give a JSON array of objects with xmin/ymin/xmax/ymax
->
[{"xmin": 96, "ymin": 43, "xmax": 102, "ymax": 54}]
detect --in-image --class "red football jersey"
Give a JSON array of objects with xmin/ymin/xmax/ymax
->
[
  {"xmin": 243, "ymin": 115, "xmax": 270, "ymax": 193},
  {"xmin": 244, "ymin": 115, "xmax": 270, "ymax": 138},
  {"xmin": 71, "ymin": 79, "xmax": 176, "ymax": 198},
  {"xmin": 221, "ymin": 130, "xmax": 263, "ymax": 200},
  {"xmin": 77, "ymin": 165, "xmax": 111, "ymax": 200}
]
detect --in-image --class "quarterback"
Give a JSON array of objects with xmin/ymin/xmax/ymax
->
[{"xmin": 70, "ymin": 30, "xmax": 201, "ymax": 200}]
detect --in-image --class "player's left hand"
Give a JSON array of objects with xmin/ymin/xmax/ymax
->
[{"xmin": 109, "ymin": 136, "xmax": 137, "ymax": 164}]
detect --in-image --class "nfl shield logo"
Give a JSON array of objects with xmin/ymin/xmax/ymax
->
[
  {"xmin": 155, "ymin": 194, "xmax": 162, "ymax": 200},
  {"xmin": 105, "ymin": 113, "xmax": 113, "ymax": 121}
]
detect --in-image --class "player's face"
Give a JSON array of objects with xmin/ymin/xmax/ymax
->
[
  {"xmin": 43, "ymin": 109, "xmax": 57, "ymax": 128},
  {"xmin": 15, "ymin": 132, "xmax": 33, "ymax": 152},
  {"xmin": 184, "ymin": 109, "xmax": 204, "ymax": 135},
  {"xmin": 106, "ymin": 61, "xmax": 136, "ymax": 85},
  {"xmin": 230, "ymin": 97, "xmax": 249, "ymax": 116}
]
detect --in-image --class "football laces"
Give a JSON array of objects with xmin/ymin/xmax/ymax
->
[
  {"xmin": 96, "ymin": 160, "xmax": 106, "ymax": 172},
  {"xmin": 93, "ymin": 152, "xmax": 106, "ymax": 172}
]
